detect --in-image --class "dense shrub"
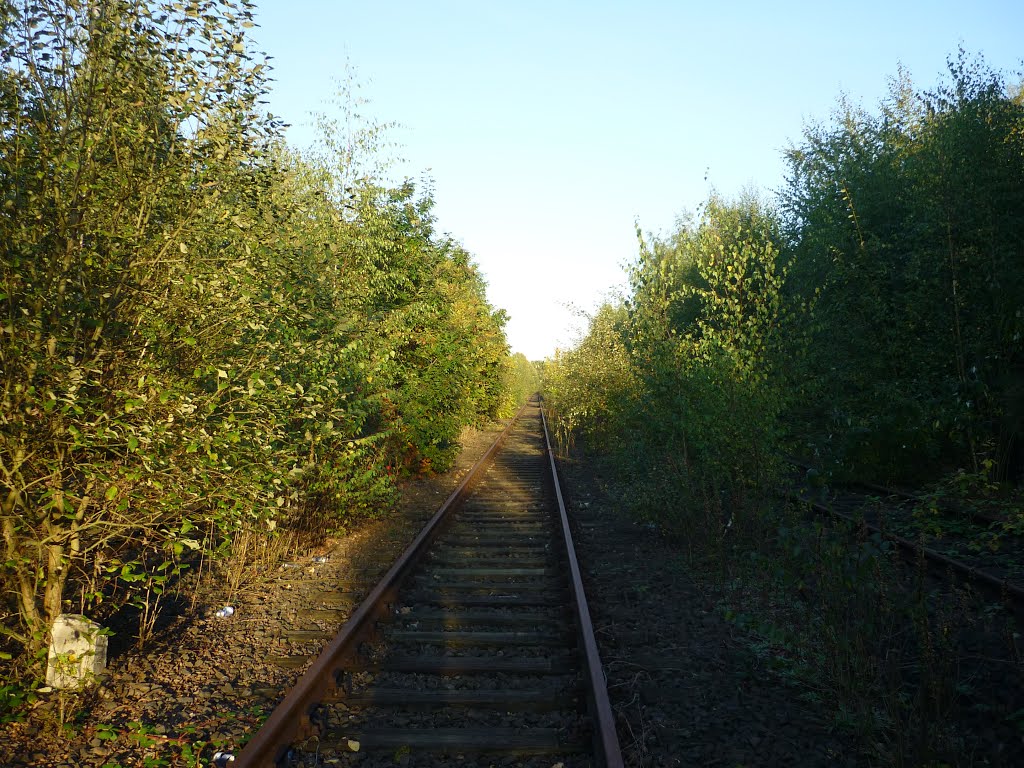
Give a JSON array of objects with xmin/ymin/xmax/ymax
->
[
  {"xmin": 497, "ymin": 352, "xmax": 541, "ymax": 419},
  {"xmin": 781, "ymin": 53, "xmax": 1024, "ymax": 484},
  {"xmin": 0, "ymin": 0, "xmax": 513, "ymax": 668},
  {"xmin": 542, "ymin": 303, "xmax": 636, "ymax": 455},
  {"xmin": 545, "ymin": 196, "xmax": 790, "ymax": 543},
  {"xmin": 547, "ymin": 52, "xmax": 1024, "ymax": 527},
  {"xmin": 543, "ymin": 53, "xmax": 1024, "ymax": 761}
]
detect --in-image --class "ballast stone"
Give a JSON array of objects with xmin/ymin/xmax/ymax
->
[{"xmin": 46, "ymin": 614, "xmax": 108, "ymax": 689}]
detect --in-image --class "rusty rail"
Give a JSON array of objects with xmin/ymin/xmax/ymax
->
[
  {"xmin": 235, "ymin": 399, "xmax": 624, "ymax": 766},
  {"xmin": 234, "ymin": 404, "xmax": 526, "ymax": 767},
  {"xmin": 541, "ymin": 405, "xmax": 624, "ymax": 767},
  {"xmin": 799, "ymin": 495, "xmax": 1024, "ymax": 607}
]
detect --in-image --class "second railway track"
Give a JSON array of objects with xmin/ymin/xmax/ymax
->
[
  {"xmin": 236, "ymin": 399, "xmax": 622, "ymax": 767},
  {"xmin": 789, "ymin": 460, "xmax": 1024, "ymax": 607}
]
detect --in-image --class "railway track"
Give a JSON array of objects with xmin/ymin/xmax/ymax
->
[
  {"xmin": 789, "ymin": 461, "xmax": 1024, "ymax": 606},
  {"xmin": 236, "ymin": 399, "xmax": 623, "ymax": 767}
]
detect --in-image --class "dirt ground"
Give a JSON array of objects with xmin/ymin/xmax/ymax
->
[{"xmin": 2, "ymin": 419, "xmax": 867, "ymax": 767}]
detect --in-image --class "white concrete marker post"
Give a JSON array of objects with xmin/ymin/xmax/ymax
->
[{"xmin": 46, "ymin": 614, "xmax": 108, "ymax": 689}]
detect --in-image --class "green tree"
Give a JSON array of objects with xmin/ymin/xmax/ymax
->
[
  {"xmin": 543, "ymin": 302, "xmax": 636, "ymax": 455},
  {"xmin": 623, "ymin": 196, "xmax": 789, "ymax": 533},
  {"xmin": 545, "ymin": 195, "xmax": 790, "ymax": 542},
  {"xmin": 498, "ymin": 352, "xmax": 541, "ymax": 418},
  {"xmin": 780, "ymin": 52, "xmax": 1024, "ymax": 484},
  {"xmin": 0, "ymin": 0, "xmax": 276, "ymax": 647}
]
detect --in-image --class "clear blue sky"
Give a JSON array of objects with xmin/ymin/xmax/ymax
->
[{"xmin": 249, "ymin": 1, "xmax": 1023, "ymax": 360}]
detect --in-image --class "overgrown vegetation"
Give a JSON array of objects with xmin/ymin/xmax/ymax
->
[
  {"xmin": 545, "ymin": 52, "xmax": 1024, "ymax": 762},
  {"xmin": 498, "ymin": 352, "xmax": 542, "ymax": 419},
  {"xmin": 0, "ymin": 0, "xmax": 533, "ymax": 693},
  {"xmin": 782, "ymin": 56, "xmax": 1024, "ymax": 486}
]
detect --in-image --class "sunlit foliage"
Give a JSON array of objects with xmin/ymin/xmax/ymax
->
[
  {"xmin": 497, "ymin": 352, "xmax": 541, "ymax": 419},
  {"xmin": 548, "ymin": 52, "xmax": 1024, "ymax": 537},
  {"xmin": 0, "ymin": 0, "xmax": 514, "ymax": 664},
  {"xmin": 545, "ymin": 195, "xmax": 790, "ymax": 543},
  {"xmin": 543, "ymin": 54, "xmax": 1024, "ymax": 759}
]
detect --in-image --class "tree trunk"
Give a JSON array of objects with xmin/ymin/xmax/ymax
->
[
  {"xmin": 1, "ymin": 500, "xmax": 44, "ymax": 641},
  {"xmin": 43, "ymin": 540, "xmax": 67, "ymax": 628}
]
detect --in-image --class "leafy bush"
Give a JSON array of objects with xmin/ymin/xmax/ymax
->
[
  {"xmin": 546, "ymin": 195, "xmax": 790, "ymax": 544},
  {"xmin": 543, "ymin": 52, "xmax": 1024, "ymax": 761},
  {"xmin": 1, "ymin": 0, "xmax": 280, "ymax": 651},
  {"xmin": 781, "ymin": 52, "xmax": 1024, "ymax": 485},
  {"xmin": 543, "ymin": 303, "xmax": 636, "ymax": 454},
  {"xmin": 498, "ymin": 352, "xmax": 541, "ymax": 418},
  {"xmin": 0, "ymin": 1, "xmax": 514, "ymax": 674}
]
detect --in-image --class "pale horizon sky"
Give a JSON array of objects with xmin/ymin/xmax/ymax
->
[{"xmin": 249, "ymin": 1, "xmax": 1023, "ymax": 360}]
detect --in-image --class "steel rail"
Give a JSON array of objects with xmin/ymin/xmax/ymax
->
[
  {"xmin": 540, "ymin": 405, "xmax": 625, "ymax": 768},
  {"xmin": 800, "ymin": 495, "xmax": 1024, "ymax": 606},
  {"xmin": 234, "ymin": 402, "xmax": 529, "ymax": 768}
]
